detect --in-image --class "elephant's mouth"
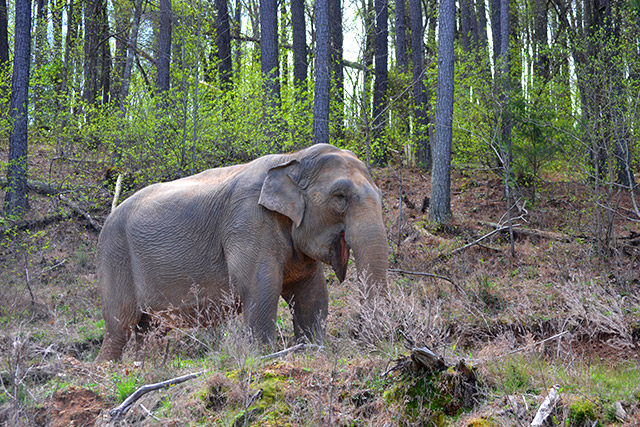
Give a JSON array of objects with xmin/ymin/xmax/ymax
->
[{"xmin": 330, "ymin": 231, "xmax": 350, "ymax": 282}]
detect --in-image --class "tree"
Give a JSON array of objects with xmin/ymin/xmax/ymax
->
[
  {"xmin": 409, "ymin": 0, "xmax": 430, "ymax": 169},
  {"xmin": 260, "ymin": 0, "xmax": 279, "ymax": 106},
  {"xmin": 329, "ymin": 0, "xmax": 344, "ymax": 139},
  {"xmin": 429, "ymin": 0, "xmax": 454, "ymax": 223},
  {"xmin": 157, "ymin": 0, "xmax": 172, "ymax": 93},
  {"xmin": 313, "ymin": 0, "xmax": 330, "ymax": 144},
  {"xmin": 214, "ymin": 0, "xmax": 232, "ymax": 88},
  {"xmin": 4, "ymin": 0, "xmax": 31, "ymax": 216},
  {"xmin": 83, "ymin": 0, "xmax": 110, "ymax": 105},
  {"xmin": 372, "ymin": 0, "xmax": 388, "ymax": 165},
  {"xmin": 395, "ymin": 0, "xmax": 408, "ymax": 73},
  {"xmin": 291, "ymin": 0, "xmax": 307, "ymax": 89},
  {"xmin": 0, "ymin": 0, "xmax": 7, "ymax": 68}
]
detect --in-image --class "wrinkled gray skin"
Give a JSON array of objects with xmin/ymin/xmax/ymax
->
[{"xmin": 95, "ymin": 144, "xmax": 388, "ymax": 362}]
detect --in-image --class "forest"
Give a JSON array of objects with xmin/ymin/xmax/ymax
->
[{"xmin": 1, "ymin": 0, "xmax": 640, "ymax": 424}]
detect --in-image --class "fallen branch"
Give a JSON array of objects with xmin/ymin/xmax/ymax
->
[
  {"xmin": 0, "ymin": 178, "xmax": 97, "ymax": 196},
  {"xmin": 109, "ymin": 370, "xmax": 207, "ymax": 421},
  {"xmin": 531, "ymin": 385, "xmax": 560, "ymax": 427},
  {"xmin": 479, "ymin": 221, "xmax": 573, "ymax": 243},
  {"xmin": 59, "ymin": 195, "xmax": 102, "ymax": 232},
  {"xmin": 0, "ymin": 212, "xmax": 71, "ymax": 234}
]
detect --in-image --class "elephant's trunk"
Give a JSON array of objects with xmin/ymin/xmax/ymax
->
[{"xmin": 345, "ymin": 209, "xmax": 388, "ymax": 297}]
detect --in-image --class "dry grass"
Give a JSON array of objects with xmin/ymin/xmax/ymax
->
[{"xmin": 1, "ymin": 166, "xmax": 639, "ymax": 426}]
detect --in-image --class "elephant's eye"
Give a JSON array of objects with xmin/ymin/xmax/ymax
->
[{"xmin": 333, "ymin": 193, "xmax": 348, "ymax": 211}]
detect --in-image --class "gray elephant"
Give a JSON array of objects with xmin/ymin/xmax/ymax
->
[{"xmin": 95, "ymin": 143, "xmax": 388, "ymax": 362}]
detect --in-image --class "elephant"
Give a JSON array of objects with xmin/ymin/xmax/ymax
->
[{"xmin": 95, "ymin": 143, "xmax": 388, "ymax": 362}]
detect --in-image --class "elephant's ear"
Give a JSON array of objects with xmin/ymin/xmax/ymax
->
[{"xmin": 258, "ymin": 160, "xmax": 305, "ymax": 227}]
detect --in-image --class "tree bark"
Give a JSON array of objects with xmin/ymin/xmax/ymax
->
[
  {"xmin": 0, "ymin": 0, "xmax": 7, "ymax": 66},
  {"xmin": 372, "ymin": 0, "xmax": 388, "ymax": 165},
  {"xmin": 460, "ymin": 0, "xmax": 471, "ymax": 52},
  {"xmin": 4, "ymin": 0, "xmax": 31, "ymax": 216},
  {"xmin": 313, "ymin": 0, "xmax": 330, "ymax": 144},
  {"xmin": 395, "ymin": 0, "xmax": 408, "ymax": 73},
  {"xmin": 157, "ymin": 0, "xmax": 172, "ymax": 92},
  {"xmin": 119, "ymin": 0, "xmax": 144, "ymax": 110},
  {"xmin": 214, "ymin": 0, "xmax": 232, "ymax": 89},
  {"xmin": 83, "ymin": 0, "xmax": 103, "ymax": 105},
  {"xmin": 329, "ymin": 0, "xmax": 344, "ymax": 139},
  {"xmin": 430, "ymin": 0, "xmax": 454, "ymax": 224},
  {"xmin": 409, "ymin": 0, "xmax": 430, "ymax": 169},
  {"xmin": 490, "ymin": 0, "xmax": 501, "ymax": 79},
  {"xmin": 291, "ymin": 0, "xmax": 307, "ymax": 89},
  {"xmin": 260, "ymin": 0, "xmax": 280, "ymax": 107}
]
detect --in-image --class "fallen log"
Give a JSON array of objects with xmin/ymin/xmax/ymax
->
[
  {"xmin": 59, "ymin": 195, "xmax": 102, "ymax": 232},
  {"xmin": 0, "ymin": 212, "xmax": 71, "ymax": 234}
]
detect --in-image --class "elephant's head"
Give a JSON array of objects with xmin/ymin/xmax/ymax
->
[{"xmin": 259, "ymin": 144, "xmax": 388, "ymax": 293}]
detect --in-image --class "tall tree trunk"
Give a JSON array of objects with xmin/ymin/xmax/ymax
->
[
  {"xmin": 99, "ymin": 4, "xmax": 111, "ymax": 104},
  {"xmin": 0, "ymin": 0, "xmax": 9, "ymax": 115},
  {"xmin": 4, "ymin": 0, "xmax": 31, "ymax": 216},
  {"xmin": 362, "ymin": 0, "xmax": 375, "ymax": 119},
  {"xmin": 395, "ymin": 0, "xmax": 408, "ymax": 72},
  {"xmin": 83, "ymin": 0, "xmax": 103, "ymax": 105},
  {"xmin": 409, "ymin": 0, "xmax": 430, "ymax": 169},
  {"xmin": 233, "ymin": 0, "xmax": 242, "ymax": 74},
  {"xmin": 119, "ymin": 0, "xmax": 143, "ymax": 109},
  {"xmin": 33, "ymin": 0, "xmax": 49, "ymax": 127},
  {"xmin": 460, "ymin": 0, "xmax": 471, "ymax": 52},
  {"xmin": 314, "ymin": 0, "xmax": 330, "ymax": 144},
  {"xmin": 499, "ymin": 0, "xmax": 513, "ymax": 256},
  {"xmin": 430, "ymin": 0, "xmax": 454, "ymax": 224},
  {"xmin": 490, "ymin": 0, "xmax": 501, "ymax": 78},
  {"xmin": 157, "ymin": 0, "xmax": 172, "ymax": 92},
  {"xmin": 0, "ymin": 0, "xmax": 7, "ymax": 67},
  {"xmin": 214, "ymin": 0, "xmax": 231, "ymax": 89},
  {"xmin": 291, "ymin": 0, "xmax": 307, "ymax": 89},
  {"xmin": 111, "ymin": 0, "xmax": 129, "ymax": 106},
  {"xmin": 533, "ymin": 0, "xmax": 548, "ymax": 79},
  {"xmin": 329, "ymin": 0, "xmax": 344, "ymax": 139},
  {"xmin": 372, "ymin": 0, "xmax": 388, "ymax": 165},
  {"xmin": 260, "ymin": 0, "xmax": 280, "ymax": 107}
]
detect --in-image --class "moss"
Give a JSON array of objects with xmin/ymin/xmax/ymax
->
[
  {"xmin": 568, "ymin": 396, "xmax": 600, "ymax": 426},
  {"xmin": 463, "ymin": 417, "xmax": 498, "ymax": 427}
]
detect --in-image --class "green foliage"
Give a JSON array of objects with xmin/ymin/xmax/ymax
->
[
  {"xmin": 567, "ymin": 397, "xmax": 600, "ymax": 426},
  {"xmin": 112, "ymin": 371, "xmax": 140, "ymax": 402}
]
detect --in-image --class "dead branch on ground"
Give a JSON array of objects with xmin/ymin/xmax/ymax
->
[
  {"xmin": 59, "ymin": 195, "xmax": 102, "ymax": 232},
  {"xmin": 109, "ymin": 370, "xmax": 207, "ymax": 421}
]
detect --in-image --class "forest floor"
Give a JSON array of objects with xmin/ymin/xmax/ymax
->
[{"xmin": 1, "ymin": 145, "xmax": 640, "ymax": 426}]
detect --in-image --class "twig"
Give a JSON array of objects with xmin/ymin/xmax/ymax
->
[
  {"xmin": 508, "ymin": 331, "xmax": 569, "ymax": 355},
  {"xmin": 59, "ymin": 195, "xmax": 102, "ymax": 232},
  {"xmin": 450, "ymin": 224, "xmax": 520, "ymax": 257},
  {"xmin": 388, "ymin": 268, "xmax": 456, "ymax": 286},
  {"xmin": 139, "ymin": 403, "xmax": 160, "ymax": 422},
  {"xmin": 260, "ymin": 343, "xmax": 322, "ymax": 360},
  {"xmin": 109, "ymin": 370, "xmax": 207, "ymax": 421}
]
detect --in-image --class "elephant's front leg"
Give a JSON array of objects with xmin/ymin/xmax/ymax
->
[
  {"xmin": 281, "ymin": 263, "xmax": 328, "ymax": 343},
  {"xmin": 230, "ymin": 257, "xmax": 284, "ymax": 344}
]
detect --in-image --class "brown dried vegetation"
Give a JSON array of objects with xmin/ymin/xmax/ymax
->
[{"xmin": 1, "ymin": 151, "xmax": 639, "ymax": 425}]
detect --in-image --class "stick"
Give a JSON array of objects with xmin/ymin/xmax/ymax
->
[
  {"xmin": 109, "ymin": 370, "xmax": 207, "ymax": 421},
  {"xmin": 508, "ymin": 331, "xmax": 569, "ymax": 355},
  {"xmin": 59, "ymin": 195, "xmax": 102, "ymax": 232},
  {"xmin": 531, "ymin": 386, "xmax": 560, "ymax": 427},
  {"xmin": 112, "ymin": 173, "xmax": 123, "ymax": 212},
  {"xmin": 479, "ymin": 220, "xmax": 573, "ymax": 243}
]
